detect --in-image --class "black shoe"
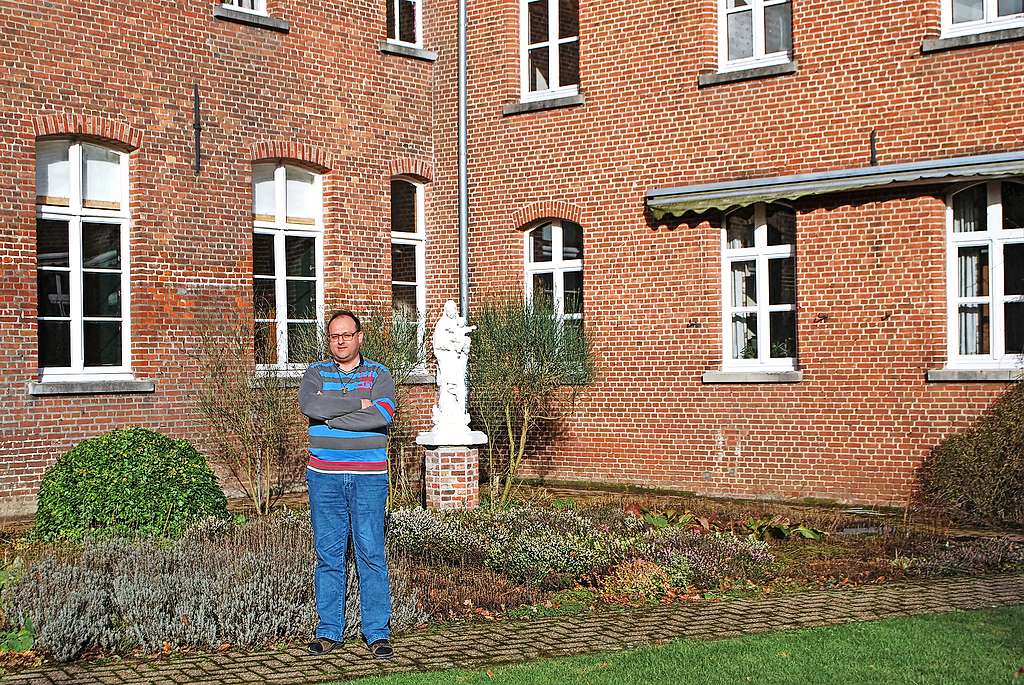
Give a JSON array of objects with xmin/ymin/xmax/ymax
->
[
  {"xmin": 307, "ymin": 637, "xmax": 342, "ymax": 655},
  {"xmin": 368, "ymin": 639, "xmax": 394, "ymax": 660}
]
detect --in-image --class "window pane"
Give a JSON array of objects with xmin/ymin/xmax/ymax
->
[
  {"xmin": 529, "ymin": 47, "xmax": 550, "ymax": 91},
  {"xmin": 727, "ymin": 10, "xmax": 753, "ymax": 61},
  {"xmin": 562, "ymin": 221, "xmax": 583, "ymax": 259},
  {"xmin": 958, "ymin": 246, "xmax": 989, "ymax": 297},
  {"xmin": 532, "ymin": 272, "xmax": 554, "ymax": 309},
  {"xmin": 286, "ymin": 280, "xmax": 315, "ymax": 319},
  {"xmin": 37, "ymin": 271, "xmax": 71, "ymax": 317},
  {"xmin": 38, "ymin": 320, "xmax": 71, "ymax": 367},
  {"xmin": 563, "ymin": 269, "xmax": 583, "ymax": 314},
  {"xmin": 387, "ymin": 0, "xmax": 396, "ymax": 39},
  {"xmin": 255, "ymin": 322, "xmax": 277, "ymax": 365},
  {"xmin": 286, "ymin": 236, "xmax": 316, "ymax": 277},
  {"xmin": 82, "ymin": 222, "xmax": 120, "ymax": 269},
  {"xmin": 764, "ymin": 1, "xmax": 792, "ymax": 54},
  {"xmin": 253, "ymin": 164, "xmax": 276, "ymax": 219},
  {"xmin": 998, "ymin": 0, "xmax": 1024, "ymax": 15},
  {"xmin": 391, "ymin": 180, "xmax": 418, "ymax": 233},
  {"xmin": 254, "ymin": 278, "xmax": 276, "ymax": 319},
  {"xmin": 953, "ymin": 0, "xmax": 985, "ymax": 22},
  {"xmin": 768, "ymin": 257, "xmax": 795, "ymax": 304},
  {"xmin": 766, "ymin": 205, "xmax": 795, "ymax": 245},
  {"xmin": 1003, "ymin": 183, "xmax": 1024, "ymax": 230},
  {"xmin": 559, "ymin": 0, "xmax": 578, "ymax": 38},
  {"xmin": 731, "ymin": 260, "xmax": 757, "ymax": 307},
  {"xmin": 731, "ymin": 313, "xmax": 757, "ymax": 359},
  {"xmin": 37, "ymin": 218, "xmax": 69, "ymax": 268},
  {"xmin": 253, "ymin": 233, "xmax": 275, "ymax": 276},
  {"xmin": 726, "ymin": 207, "xmax": 754, "ymax": 249},
  {"xmin": 83, "ymin": 273, "xmax": 121, "ymax": 317},
  {"xmin": 82, "ymin": 144, "xmax": 121, "ymax": 209},
  {"xmin": 398, "ymin": 0, "xmax": 416, "ymax": 43},
  {"xmin": 1005, "ymin": 302, "xmax": 1024, "ymax": 354},
  {"xmin": 286, "ymin": 167, "xmax": 316, "ymax": 223},
  {"xmin": 287, "ymin": 323, "xmax": 319, "ymax": 364},
  {"xmin": 529, "ymin": 0, "xmax": 548, "ymax": 43},
  {"xmin": 959, "ymin": 304, "xmax": 989, "ymax": 355},
  {"xmin": 392, "ymin": 284, "xmax": 419, "ymax": 317},
  {"xmin": 531, "ymin": 223, "xmax": 553, "ymax": 262},
  {"xmin": 559, "ymin": 40, "xmax": 579, "ymax": 87},
  {"xmin": 1005, "ymin": 243, "xmax": 1024, "ymax": 295},
  {"xmin": 769, "ymin": 310, "xmax": 796, "ymax": 358},
  {"xmin": 83, "ymin": 321, "xmax": 121, "ymax": 366},
  {"xmin": 36, "ymin": 140, "xmax": 70, "ymax": 205},
  {"xmin": 953, "ymin": 185, "xmax": 987, "ymax": 233},
  {"xmin": 391, "ymin": 243, "xmax": 418, "ymax": 283}
]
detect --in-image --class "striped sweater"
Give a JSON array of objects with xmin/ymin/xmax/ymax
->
[{"xmin": 298, "ymin": 356, "xmax": 397, "ymax": 475}]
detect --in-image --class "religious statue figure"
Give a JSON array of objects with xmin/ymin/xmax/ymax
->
[{"xmin": 431, "ymin": 300, "xmax": 476, "ymax": 436}]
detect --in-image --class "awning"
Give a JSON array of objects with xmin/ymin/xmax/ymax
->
[{"xmin": 646, "ymin": 150, "xmax": 1024, "ymax": 220}]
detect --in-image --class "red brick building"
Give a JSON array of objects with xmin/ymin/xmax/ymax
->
[{"xmin": 2, "ymin": 0, "xmax": 1023, "ymax": 513}]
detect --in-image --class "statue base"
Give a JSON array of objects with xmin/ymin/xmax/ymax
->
[{"xmin": 417, "ymin": 430, "xmax": 487, "ymax": 510}]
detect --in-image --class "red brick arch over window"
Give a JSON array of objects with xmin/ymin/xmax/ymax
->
[
  {"xmin": 385, "ymin": 158, "xmax": 433, "ymax": 183},
  {"xmin": 33, "ymin": 114, "xmax": 143, "ymax": 150},
  {"xmin": 511, "ymin": 200, "xmax": 584, "ymax": 230},
  {"xmin": 251, "ymin": 142, "xmax": 333, "ymax": 173}
]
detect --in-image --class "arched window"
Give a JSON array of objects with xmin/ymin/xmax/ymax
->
[
  {"xmin": 721, "ymin": 202, "xmax": 796, "ymax": 368},
  {"xmin": 524, "ymin": 219, "xmax": 583, "ymax": 326},
  {"xmin": 390, "ymin": 178, "xmax": 426, "ymax": 346},
  {"xmin": 36, "ymin": 139, "xmax": 131, "ymax": 376},
  {"xmin": 948, "ymin": 180, "xmax": 1024, "ymax": 366},
  {"xmin": 252, "ymin": 162, "xmax": 324, "ymax": 366}
]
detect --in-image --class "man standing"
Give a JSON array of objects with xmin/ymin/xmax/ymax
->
[{"xmin": 298, "ymin": 310, "xmax": 397, "ymax": 659}]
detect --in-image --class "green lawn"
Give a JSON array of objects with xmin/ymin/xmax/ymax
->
[{"xmin": 348, "ymin": 606, "xmax": 1024, "ymax": 685}]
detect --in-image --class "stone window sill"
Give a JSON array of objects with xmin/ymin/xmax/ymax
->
[
  {"xmin": 379, "ymin": 41, "xmax": 438, "ymax": 62},
  {"xmin": 922, "ymin": 26, "xmax": 1024, "ymax": 53},
  {"xmin": 926, "ymin": 368, "xmax": 1023, "ymax": 382},
  {"xmin": 702, "ymin": 370, "xmax": 803, "ymax": 384},
  {"xmin": 27, "ymin": 379, "xmax": 156, "ymax": 396},
  {"xmin": 213, "ymin": 5, "xmax": 290, "ymax": 33},
  {"xmin": 503, "ymin": 93, "xmax": 585, "ymax": 116},
  {"xmin": 697, "ymin": 61, "xmax": 798, "ymax": 88}
]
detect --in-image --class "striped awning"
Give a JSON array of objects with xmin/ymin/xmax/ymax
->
[{"xmin": 645, "ymin": 150, "xmax": 1024, "ymax": 220}]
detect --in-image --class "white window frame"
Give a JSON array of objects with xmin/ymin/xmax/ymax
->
[
  {"xmin": 721, "ymin": 203, "xmax": 797, "ymax": 372},
  {"xmin": 523, "ymin": 219, "xmax": 583, "ymax": 324},
  {"xmin": 390, "ymin": 177, "xmax": 427, "ymax": 352},
  {"xmin": 942, "ymin": 0, "xmax": 1024, "ymax": 38},
  {"xmin": 386, "ymin": 0, "xmax": 423, "ymax": 48},
  {"xmin": 718, "ymin": 0, "xmax": 792, "ymax": 74},
  {"xmin": 519, "ymin": 0, "xmax": 580, "ymax": 103},
  {"xmin": 222, "ymin": 0, "xmax": 267, "ymax": 16},
  {"xmin": 253, "ymin": 162, "xmax": 325, "ymax": 371},
  {"xmin": 36, "ymin": 139, "xmax": 132, "ymax": 382},
  {"xmin": 945, "ymin": 180, "xmax": 1024, "ymax": 370}
]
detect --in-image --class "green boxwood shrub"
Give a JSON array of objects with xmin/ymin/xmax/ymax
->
[
  {"xmin": 34, "ymin": 427, "xmax": 229, "ymax": 541},
  {"xmin": 918, "ymin": 382, "xmax": 1024, "ymax": 527}
]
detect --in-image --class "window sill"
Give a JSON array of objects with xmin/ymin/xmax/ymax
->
[
  {"xmin": 27, "ymin": 378, "xmax": 156, "ymax": 396},
  {"xmin": 926, "ymin": 368, "xmax": 1023, "ymax": 382},
  {"xmin": 922, "ymin": 26, "xmax": 1024, "ymax": 52},
  {"xmin": 702, "ymin": 370, "xmax": 803, "ymax": 384},
  {"xmin": 379, "ymin": 41, "xmax": 438, "ymax": 62},
  {"xmin": 697, "ymin": 60, "xmax": 798, "ymax": 88},
  {"xmin": 212, "ymin": 5, "xmax": 290, "ymax": 33},
  {"xmin": 502, "ymin": 93, "xmax": 585, "ymax": 117}
]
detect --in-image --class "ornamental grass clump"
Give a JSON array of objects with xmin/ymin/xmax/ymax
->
[{"xmin": 34, "ymin": 427, "xmax": 228, "ymax": 542}]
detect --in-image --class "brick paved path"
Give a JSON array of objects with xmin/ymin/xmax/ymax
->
[{"xmin": 3, "ymin": 573, "xmax": 1022, "ymax": 685}]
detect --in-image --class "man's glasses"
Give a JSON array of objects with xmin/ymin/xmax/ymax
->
[{"xmin": 329, "ymin": 332, "xmax": 358, "ymax": 342}]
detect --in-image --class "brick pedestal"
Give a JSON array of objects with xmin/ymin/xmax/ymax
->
[{"xmin": 424, "ymin": 446, "xmax": 480, "ymax": 510}]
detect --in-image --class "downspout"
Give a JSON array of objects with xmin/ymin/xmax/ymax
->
[{"xmin": 457, "ymin": 0, "xmax": 470, "ymax": 315}]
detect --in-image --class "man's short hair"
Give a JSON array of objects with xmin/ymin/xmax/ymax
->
[{"xmin": 327, "ymin": 310, "xmax": 361, "ymax": 331}]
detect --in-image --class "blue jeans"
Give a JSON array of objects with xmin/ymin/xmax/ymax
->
[{"xmin": 307, "ymin": 469, "xmax": 392, "ymax": 644}]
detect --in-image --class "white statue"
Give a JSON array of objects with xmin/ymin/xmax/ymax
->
[{"xmin": 417, "ymin": 300, "xmax": 487, "ymax": 446}]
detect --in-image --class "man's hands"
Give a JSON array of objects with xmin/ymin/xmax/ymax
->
[{"xmin": 361, "ymin": 399, "xmax": 372, "ymax": 409}]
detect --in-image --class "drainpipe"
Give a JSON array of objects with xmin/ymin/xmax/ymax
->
[{"xmin": 457, "ymin": 0, "xmax": 470, "ymax": 316}]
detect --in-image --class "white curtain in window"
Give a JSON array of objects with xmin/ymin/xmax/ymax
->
[
  {"xmin": 286, "ymin": 167, "xmax": 316, "ymax": 222},
  {"xmin": 36, "ymin": 140, "xmax": 71, "ymax": 204},
  {"xmin": 82, "ymin": 144, "xmax": 121, "ymax": 208},
  {"xmin": 253, "ymin": 164, "xmax": 276, "ymax": 219}
]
